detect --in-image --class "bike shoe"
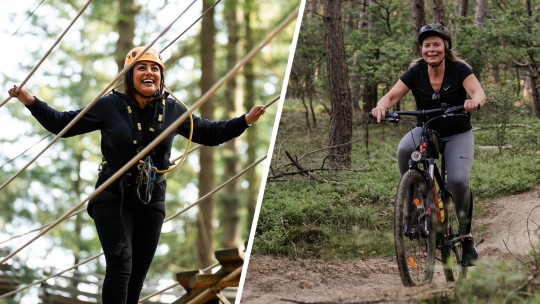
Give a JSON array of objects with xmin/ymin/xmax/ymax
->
[{"xmin": 461, "ymin": 237, "xmax": 478, "ymax": 267}]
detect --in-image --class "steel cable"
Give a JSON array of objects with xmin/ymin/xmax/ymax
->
[
  {"xmin": 0, "ymin": 0, "xmax": 93, "ymax": 108},
  {"xmin": 0, "ymin": 0, "xmax": 197, "ymax": 193}
]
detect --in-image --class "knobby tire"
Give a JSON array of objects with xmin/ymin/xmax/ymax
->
[{"xmin": 394, "ymin": 169, "xmax": 435, "ymax": 287}]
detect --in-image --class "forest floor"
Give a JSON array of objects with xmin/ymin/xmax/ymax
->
[{"xmin": 239, "ymin": 185, "xmax": 540, "ymax": 303}]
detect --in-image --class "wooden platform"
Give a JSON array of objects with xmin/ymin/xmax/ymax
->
[
  {"xmin": 173, "ymin": 248, "xmax": 244, "ymax": 304},
  {"xmin": 0, "ymin": 248, "xmax": 21, "ymax": 298}
]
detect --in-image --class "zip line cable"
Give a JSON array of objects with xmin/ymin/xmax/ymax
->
[
  {"xmin": 165, "ymin": 156, "xmax": 266, "ymax": 222},
  {"xmin": 0, "ymin": 6, "xmax": 296, "ymax": 264},
  {"xmin": 0, "ymin": 0, "xmax": 93, "ymax": 109},
  {"xmin": 11, "ymin": 0, "xmax": 46, "ymax": 36},
  {"xmin": 0, "ymin": 0, "xmax": 198, "ymax": 193},
  {"xmin": 0, "ymin": 156, "xmax": 264, "ymax": 299},
  {"xmin": 160, "ymin": 0, "xmax": 221, "ymax": 53},
  {"xmin": 0, "ymin": 253, "xmax": 102, "ymax": 299},
  {"xmin": 0, "ymin": 134, "xmax": 52, "ymax": 169}
]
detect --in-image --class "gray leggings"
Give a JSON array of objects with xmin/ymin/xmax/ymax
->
[{"xmin": 397, "ymin": 128, "xmax": 474, "ymax": 235}]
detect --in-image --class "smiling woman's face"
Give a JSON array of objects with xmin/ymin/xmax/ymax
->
[
  {"xmin": 421, "ymin": 36, "xmax": 445, "ymax": 67},
  {"xmin": 133, "ymin": 61, "xmax": 162, "ymax": 97}
]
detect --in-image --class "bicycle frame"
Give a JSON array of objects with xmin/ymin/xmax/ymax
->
[{"xmin": 382, "ymin": 105, "xmax": 467, "ymax": 285}]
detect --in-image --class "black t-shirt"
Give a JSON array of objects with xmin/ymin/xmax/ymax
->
[{"xmin": 400, "ymin": 60, "xmax": 473, "ymax": 137}]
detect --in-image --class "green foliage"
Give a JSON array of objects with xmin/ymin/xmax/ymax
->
[
  {"xmin": 452, "ymin": 257, "xmax": 537, "ymax": 303},
  {"xmin": 253, "ymin": 179, "xmax": 394, "ymax": 259}
]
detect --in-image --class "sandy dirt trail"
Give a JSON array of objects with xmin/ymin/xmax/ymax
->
[{"xmin": 240, "ymin": 186, "xmax": 540, "ymax": 303}]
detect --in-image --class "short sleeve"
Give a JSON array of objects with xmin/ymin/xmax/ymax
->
[
  {"xmin": 399, "ymin": 65, "xmax": 418, "ymax": 89},
  {"xmin": 458, "ymin": 62, "xmax": 473, "ymax": 82}
]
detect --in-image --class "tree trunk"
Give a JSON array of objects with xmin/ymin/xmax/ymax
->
[
  {"xmin": 411, "ymin": 0, "xmax": 426, "ymax": 57},
  {"xmin": 197, "ymin": 0, "xmax": 217, "ymax": 268},
  {"xmin": 458, "ymin": 0, "xmax": 469, "ymax": 17},
  {"xmin": 474, "ymin": 0, "xmax": 488, "ymax": 25},
  {"xmin": 115, "ymin": 0, "xmax": 137, "ymax": 73},
  {"xmin": 244, "ymin": 3, "xmax": 259, "ymax": 241},
  {"xmin": 527, "ymin": 76, "xmax": 540, "ymax": 118},
  {"xmin": 472, "ymin": 0, "xmax": 488, "ymax": 81},
  {"xmin": 323, "ymin": 0, "xmax": 353, "ymax": 168},
  {"xmin": 431, "ymin": 0, "xmax": 445, "ymax": 24},
  {"xmin": 221, "ymin": 0, "xmax": 242, "ymax": 249},
  {"xmin": 308, "ymin": 0, "xmax": 318, "ymax": 15}
]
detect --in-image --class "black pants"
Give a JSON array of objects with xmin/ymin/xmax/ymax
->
[{"xmin": 92, "ymin": 197, "xmax": 165, "ymax": 303}]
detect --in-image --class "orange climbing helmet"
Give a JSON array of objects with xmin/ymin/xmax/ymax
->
[{"xmin": 124, "ymin": 46, "xmax": 164, "ymax": 71}]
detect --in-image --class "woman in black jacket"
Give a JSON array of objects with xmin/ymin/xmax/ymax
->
[{"xmin": 8, "ymin": 46, "xmax": 265, "ymax": 303}]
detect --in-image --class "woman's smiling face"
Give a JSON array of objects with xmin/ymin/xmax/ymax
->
[
  {"xmin": 133, "ymin": 61, "xmax": 162, "ymax": 97},
  {"xmin": 421, "ymin": 36, "xmax": 445, "ymax": 67}
]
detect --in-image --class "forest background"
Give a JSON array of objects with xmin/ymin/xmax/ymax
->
[
  {"xmin": 250, "ymin": 0, "xmax": 540, "ymax": 302},
  {"xmin": 0, "ymin": 0, "xmax": 300, "ymax": 303}
]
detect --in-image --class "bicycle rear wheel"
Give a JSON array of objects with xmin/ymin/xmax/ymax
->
[
  {"xmin": 394, "ymin": 169, "xmax": 435, "ymax": 287},
  {"xmin": 441, "ymin": 195, "xmax": 467, "ymax": 281}
]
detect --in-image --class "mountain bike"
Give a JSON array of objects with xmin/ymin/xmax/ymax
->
[{"xmin": 376, "ymin": 105, "xmax": 468, "ymax": 286}]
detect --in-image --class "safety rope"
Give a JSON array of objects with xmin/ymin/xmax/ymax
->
[
  {"xmin": 0, "ymin": 134, "xmax": 52, "ymax": 169},
  {"xmin": 11, "ymin": 0, "xmax": 46, "ymax": 36},
  {"xmin": 0, "ymin": 253, "xmax": 101, "ymax": 298},
  {"xmin": 0, "ymin": 156, "xmax": 264, "ymax": 299},
  {"xmin": 0, "ymin": 0, "xmax": 93, "ymax": 109},
  {"xmin": 165, "ymin": 156, "xmax": 266, "ymax": 222},
  {"xmin": 136, "ymin": 84, "xmax": 194, "ymax": 174},
  {"xmin": 0, "ymin": 1, "xmax": 196, "ymax": 193}
]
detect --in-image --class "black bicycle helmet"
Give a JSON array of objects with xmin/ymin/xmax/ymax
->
[{"xmin": 418, "ymin": 23, "xmax": 452, "ymax": 49}]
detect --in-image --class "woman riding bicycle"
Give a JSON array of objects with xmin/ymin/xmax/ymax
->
[{"xmin": 371, "ymin": 23, "xmax": 486, "ymax": 267}]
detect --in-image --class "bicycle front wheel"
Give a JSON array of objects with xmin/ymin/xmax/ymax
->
[{"xmin": 394, "ymin": 169, "xmax": 435, "ymax": 287}]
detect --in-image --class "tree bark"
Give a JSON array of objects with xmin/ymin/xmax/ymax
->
[
  {"xmin": 197, "ymin": 0, "xmax": 217, "ymax": 268},
  {"xmin": 431, "ymin": 0, "xmax": 445, "ymax": 24},
  {"xmin": 323, "ymin": 0, "xmax": 353, "ymax": 168},
  {"xmin": 411, "ymin": 0, "xmax": 426, "ymax": 57},
  {"xmin": 472, "ymin": 0, "xmax": 488, "ymax": 81},
  {"xmin": 458, "ymin": 0, "xmax": 469, "ymax": 17},
  {"xmin": 474, "ymin": 0, "xmax": 488, "ymax": 25},
  {"xmin": 115, "ymin": 0, "xmax": 137, "ymax": 73},
  {"xmin": 222, "ymin": 0, "xmax": 242, "ymax": 249},
  {"xmin": 308, "ymin": 0, "xmax": 318, "ymax": 15}
]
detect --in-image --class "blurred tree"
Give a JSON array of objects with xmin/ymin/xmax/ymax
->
[{"xmin": 323, "ymin": 0, "xmax": 353, "ymax": 168}]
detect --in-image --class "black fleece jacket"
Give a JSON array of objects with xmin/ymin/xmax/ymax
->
[{"xmin": 27, "ymin": 91, "xmax": 250, "ymax": 214}]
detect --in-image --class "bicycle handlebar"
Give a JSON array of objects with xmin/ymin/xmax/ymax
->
[{"xmin": 369, "ymin": 105, "xmax": 465, "ymax": 123}]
